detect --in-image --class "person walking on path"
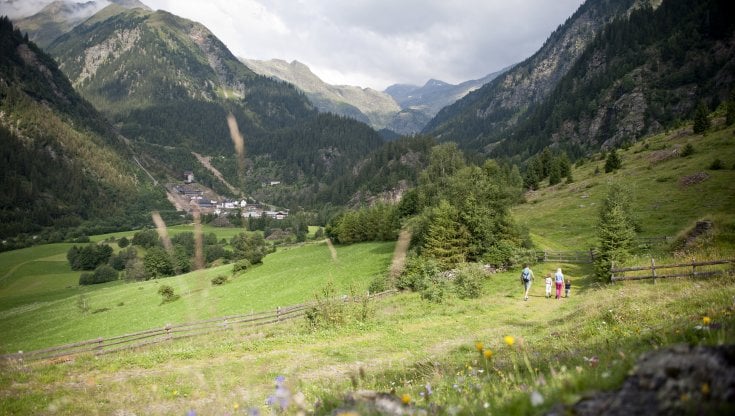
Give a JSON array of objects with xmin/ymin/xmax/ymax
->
[
  {"xmin": 554, "ymin": 268, "xmax": 564, "ymax": 299},
  {"xmin": 520, "ymin": 264, "xmax": 534, "ymax": 301},
  {"xmin": 545, "ymin": 273, "xmax": 552, "ymax": 299},
  {"xmin": 565, "ymin": 278, "xmax": 572, "ymax": 298}
]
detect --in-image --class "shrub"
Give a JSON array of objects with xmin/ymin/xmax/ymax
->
[
  {"xmin": 709, "ymin": 159, "xmax": 724, "ymax": 170},
  {"xmin": 211, "ymin": 275, "xmax": 228, "ymax": 286},
  {"xmin": 79, "ymin": 264, "xmax": 118, "ymax": 285},
  {"xmin": 305, "ymin": 281, "xmax": 345, "ymax": 329},
  {"xmin": 157, "ymin": 284, "xmax": 179, "ymax": 304},
  {"xmin": 453, "ymin": 263, "xmax": 485, "ymax": 299},
  {"xmin": 396, "ymin": 255, "xmax": 439, "ymax": 292},
  {"xmin": 421, "ymin": 276, "xmax": 450, "ymax": 303},
  {"xmin": 680, "ymin": 143, "xmax": 695, "ymax": 157},
  {"xmin": 367, "ymin": 275, "xmax": 389, "ymax": 294},
  {"xmin": 118, "ymin": 236, "xmax": 129, "ymax": 248},
  {"xmin": 232, "ymin": 259, "xmax": 252, "ymax": 275}
]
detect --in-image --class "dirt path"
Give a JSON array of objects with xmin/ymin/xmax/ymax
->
[{"xmin": 191, "ymin": 152, "xmax": 240, "ymax": 195}]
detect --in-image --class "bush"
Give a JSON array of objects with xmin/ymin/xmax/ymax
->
[
  {"xmin": 367, "ymin": 275, "xmax": 389, "ymax": 294},
  {"xmin": 396, "ymin": 255, "xmax": 439, "ymax": 292},
  {"xmin": 118, "ymin": 236, "xmax": 129, "ymax": 248},
  {"xmin": 232, "ymin": 259, "xmax": 252, "ymax": 275},
  {"xmin": 709, "ymin": 159, "xmax": 724, "ymax": 170},
  {"xmin": 157, "ymin": 284, "xmax": 179, "ymax": 304},
  {"xmin": 421, "ymin": 276, "xmax": 450, "ymax": 303},
  {"xmin": 680, "ymin": 143, "xmax": 695, "ymax": 157},
  {"xmin": 211, "ymin": 275, "xmax": 228, "ymax": 285},
  {"xmin": 453, "ymin": 263, "xmax": 485, "ymax": 299},
  {"xmin": 79, "ymin": 264, "xmax": 118, "ymax": 285}
]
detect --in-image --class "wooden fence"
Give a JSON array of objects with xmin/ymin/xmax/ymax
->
[
  {"xmin": 611, "ymin": 259, "xmax": 734, "ymax": 283},
  {"xmin": 0, "ymin": 290, "xmax": 397, "ymax": 363},
  {"xmin": 536, "ymin": 250, "xmax": 593, "ymax": 264}
]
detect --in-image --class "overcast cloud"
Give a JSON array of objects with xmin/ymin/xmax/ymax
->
[{"xmin": 3, "ymin": 0, "xmax": 585, "ymax": 90}]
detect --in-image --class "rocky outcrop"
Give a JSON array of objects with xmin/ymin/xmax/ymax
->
[{"xmin": 549, "ymin": 344, "xmax": 735, "ymax": 415}]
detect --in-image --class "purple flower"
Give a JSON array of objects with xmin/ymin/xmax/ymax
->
[{"xmin": 186, "ymin": 411, "xmax": 196, "ymax": 416}]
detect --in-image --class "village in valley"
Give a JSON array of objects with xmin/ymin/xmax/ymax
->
[{"xmin": 168, "ymin": 171, "xmax": 288, "ymax": 221}]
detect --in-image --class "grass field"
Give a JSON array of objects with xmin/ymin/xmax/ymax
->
[
  {"xmin": 0, "ymin": 241, "xmax": 394, "ymax": 353},
  {"xmin": 1, "ymin": 124, "xmax": 734, "ymax": 414},
  {"xmin": 513, "ymin": 124, "xmax": 735, "ymax": 253}
]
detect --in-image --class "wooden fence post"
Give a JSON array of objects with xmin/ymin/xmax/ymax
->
[
  {"xmin": 691, "ymin": 258, "xmax": 696, "ymax": 277},
  {"xmin": 651, "ymin": 258, "xmax": 656, "ymax": 284},
  {"xmin": 610, "ymin": 261, "xmax": 615, "ymax": 283},
  {"xmin": 165, "ymin": 324, "xmax": 172, "ymax": 339},
  {"xmin": 96, "ymin": 337, "xmax": 104, "ymax": 351}
]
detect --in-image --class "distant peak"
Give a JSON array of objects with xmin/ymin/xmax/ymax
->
[{"xmin": 424, "ymin": 79, "xmax": 451, "ymax": 88}]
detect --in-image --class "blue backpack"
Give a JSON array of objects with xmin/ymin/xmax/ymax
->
[{"xmin": 521, "ymin": 269, "xmax": 531, "ymax": 282}]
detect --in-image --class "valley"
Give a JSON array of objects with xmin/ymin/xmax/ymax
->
[{"xmin": 1, "ymin": 0, "xmax": 735, "ymax": 414}]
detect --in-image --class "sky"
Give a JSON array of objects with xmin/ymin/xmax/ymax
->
[{"xmin": 3, "ymin": 0, "xmax": 586, "ymax": 91}]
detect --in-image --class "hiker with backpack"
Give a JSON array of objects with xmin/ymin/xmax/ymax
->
[{"xmin": 520, "ymin": 263, "xmax": 534, "ymax": 301}]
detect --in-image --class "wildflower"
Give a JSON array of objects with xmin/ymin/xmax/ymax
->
[
  {"xmin": 233, "ymin": 402, "xmax": 240, "ymax": 410},
  {"xmin": 483, "ymin": 402, "xmax": 490, "ymax": 409},
  {"xmin": 173, "ymin": 390, "xmax": 179, "ymax": 396},
  {"xmin": 401, "ymin": 393, "xmax": 411, "ymax": 405},
  {"xmin": 701, "ymin": 383, "xmax": 710, "ymax": 396},
  {"xmin": 248, "ymin": 408, "xmax": 260, "ymax": 416},
  {"xmin": 703, "ymin": 316, "xmax": 711, "ymax": 326},
  {"xmin": 475, "ymin": 341, "xmax": 484, "ymax": 352},
  {"xmin": 186, "ymin": 410, "xmax": 196, "ymax": 416},
  {"xmin": 503, "ymin": 336, "xmax": 515, "ymax": 347},
  {"xmin": 530, "ymin": 390, "xmax": 544, "ymax": 406},
  {"xmin": 483, "ymin": 349, "xmax": 493, "ymax": 359},
  {"xmin": 424, "ymin": 383, "xmax": 433, "ymax": 396}
]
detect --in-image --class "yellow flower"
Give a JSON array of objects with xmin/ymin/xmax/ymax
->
[
  {"xmin": 703, "ymin": 316, "xmax": 711, "ymax": 326},
  {"xmin": 701, "ymin": 383, "xmax": 710, "ymax": 396},
  {"xmin": 503, "ymin": 336, "xmax": 515, "ymax": 347},
  {"xmin": 475, "ymin": 341, "xmax": 484, "ymax": 352},
  {"xmin": 483, "ymin": 349, "xmax": 493, "ymax": 359},
  {"xmin": 233, "ymin": 402, "xmax": 240, "ymax": 410},
  {"xmin": 401, "ymin": 393, "xmax": 411, "ymax": 405}
]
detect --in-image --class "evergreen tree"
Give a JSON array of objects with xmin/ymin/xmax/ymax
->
[
  {"xmin": 725, "ymin": 90, "xmax": 735, "ymax": 126},
  {"xmin": 422, "ymin": 200, "xmax": 469, "ymax": 268},
  {"xmin": 548, "ymin": 159, "xmax": 562, "ymax": 185},
  {"xmin": 692, "ymin": 100, "xmax": 710, "ymax": 133},
  {"xmin": 604, "ymin": 149, "xmax": 622, "ymax": 173},
  {"xmin": 593, "ymin": 183, "xmax": 636, "ymax": 281}
]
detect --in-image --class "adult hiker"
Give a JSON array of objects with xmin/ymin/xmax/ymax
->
[
  {"xmin": 554, "ymin": 268, "xmax": 564, "ymax": 299},
  {"xmin": 520, "ymin": 263, "xmax": 534, "ymax": 301}
]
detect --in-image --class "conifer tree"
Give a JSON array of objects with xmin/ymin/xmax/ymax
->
[
  {"xmin": 693, "ymin": 100, "xmax": 710, "ymax": 133},
  {"xmin": 423, "ymin": 200, "xmax": 469, "ymax": 268},
  {"xmin": 593, "ymin": 183, "xmax": 636, "ymax": 281},
  {"xmin": 604, "ymin": 149, "xmax": 622, "ymax": 173}
]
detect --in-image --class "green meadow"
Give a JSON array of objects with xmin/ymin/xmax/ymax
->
[{"xmin": 1, "ymin": 123, "xmax": 734, "ymax": 414}]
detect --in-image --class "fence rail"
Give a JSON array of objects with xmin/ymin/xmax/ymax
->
[
  {"xmin": 611, "ymin": 259, "xmax": 734, "ymax": 282},
  {"xmin": 1, "ymin": 290, "xmax": 397, "ymax": 363},
  {"xmin": 536, "ymin": 250, "xmax": 593, "ymax": 264}
]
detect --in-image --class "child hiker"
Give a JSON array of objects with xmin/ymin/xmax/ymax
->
[
  {"xmin": 545, "ymin": 273, "xmax": 552, "ymax": 299},
  {"xmin": 565, "ymin": 278, "xmax": 572, "ymax": 298}
]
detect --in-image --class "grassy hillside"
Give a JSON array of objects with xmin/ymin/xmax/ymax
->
[
  {"xmin": 0, "ymin": 240, "xmax": 394, "ymax": 353},
  {"xmin": 1, "ymin": 262, "xmax": 732, "ymax": 414},
  {"xmin": 513, "ymin": 122, "xmax": 735, "ymax": 254}
]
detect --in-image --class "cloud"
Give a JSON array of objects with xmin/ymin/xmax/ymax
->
[
  {"xmin": 1, "ymin": 0, "xmax": 57, "ymax": 18},
  {"xmin": 4, "ymin": 0, "xmax": 586, "ymax": 90}
]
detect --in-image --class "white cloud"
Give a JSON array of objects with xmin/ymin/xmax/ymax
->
[{"xmin": 4, "ymin": 0, "xmax": 586, "ymax": 90}]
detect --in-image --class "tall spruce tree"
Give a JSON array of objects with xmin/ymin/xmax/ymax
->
[
  {"xmin": 593, "ymin": 183, "xmax": 636, "ymax": 281},
  {"xmin": 693, "ymin": 100, "xmax": 711, "ymax": 133}
]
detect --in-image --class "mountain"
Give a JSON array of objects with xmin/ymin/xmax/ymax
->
[
  {"xmin": 0, "ymin": 16, "xmax": 170, "ymax": 244},
  {"xmin": 423, "ymin": 0, "xmax": 651, "ymax": 153},
  {"xmin": 241, "ymin": 58, "xmax": 401, "ymax": 131},
  {"xmin": 385, "ymin": 67, "xmax": 510, "ymax": 117},
  {"xmin": 11, "ymin": 0, "xmax": 149, "ymax": 48},
  {"xmin": 46, "ymin": 7, "xmax": 385, "ymax": 207},
  {"xmin": 493, "ymin": 0, "xmax": 735, "ymax": 158}
]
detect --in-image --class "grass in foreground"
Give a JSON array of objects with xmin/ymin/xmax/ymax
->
[{"xmin": 1, "ymin": 262, "xmax": 733, "ymax": 415}]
